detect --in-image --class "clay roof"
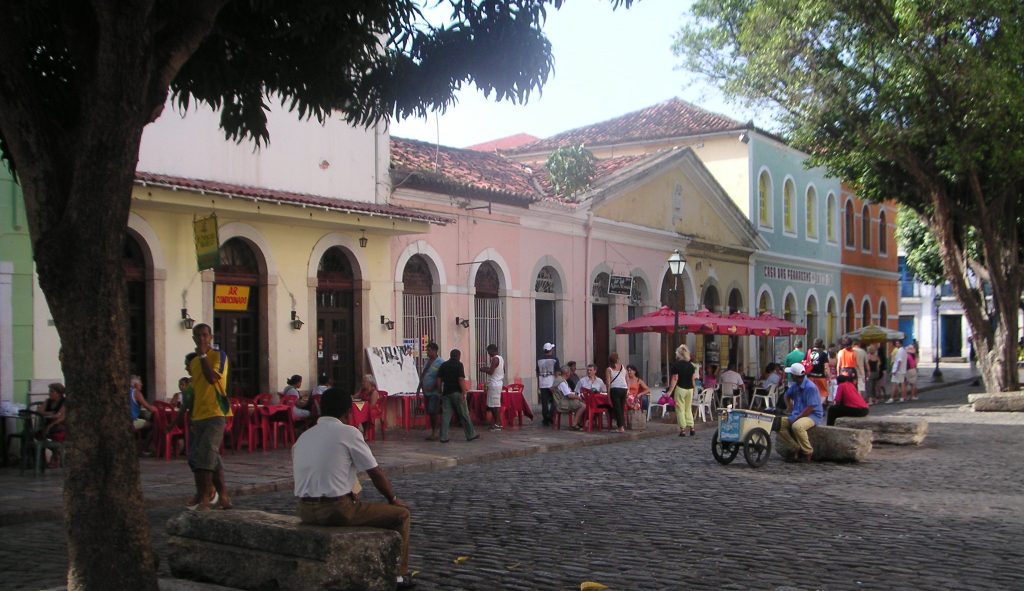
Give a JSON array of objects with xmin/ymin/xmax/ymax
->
[
  {"xmin": 391, "ymin": 137, "xmax": 649, "ymax": 205},
  {"xmin": 507, "ymin": 98, "xmax": 748, "ymax": 154},
  {"xmin": 465, "ymin": 133, "xmax": 540, "ymax": 152},
  {"xmin": 134, "ymin": 171, "xmax": 449, "ymax": 224}
]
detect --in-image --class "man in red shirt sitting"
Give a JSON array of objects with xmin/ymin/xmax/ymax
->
[{"xmin": 827, "ymin": 368, "xmax": 870, "ymax": 426}]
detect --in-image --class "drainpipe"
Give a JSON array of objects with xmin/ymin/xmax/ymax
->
[{"xmin": 584, "ymin": 212, "xmax": 594, "ymax": 361}]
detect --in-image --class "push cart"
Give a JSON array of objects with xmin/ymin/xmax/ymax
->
[{"xmin": 711, "ymin": 408, "xmax": 780, "ymax": 468}]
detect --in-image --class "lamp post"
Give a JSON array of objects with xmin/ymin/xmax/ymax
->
[
  {"xmin": 932, "ymin": 290, "xmax": 943, "ymax": 381},
  {"xmin": 668, "ymin": 249, "xmax": 687, "ymax": 354}
]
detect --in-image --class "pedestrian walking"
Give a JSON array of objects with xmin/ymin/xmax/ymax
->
[
  {"xmin": 417, "ymin": 342, "xmax": 444, "ymax": 441},
  {"xmin": 187, "ymin": 323, "xmax": 233, "ymax": 511},
  {"xmin": 889, "ymin": 340, "xmax": 907, "ymax": 403},
  {"xmin": 437, "ymin": 349, "xmax": 479, "ymax": 443}
]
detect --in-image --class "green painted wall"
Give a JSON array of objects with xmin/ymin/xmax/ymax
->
[{"xmin": 0, "ymin": 165, "xmax": 34, "ymax": 405}]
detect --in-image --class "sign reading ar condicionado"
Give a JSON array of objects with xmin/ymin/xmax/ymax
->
[{"xmin": 214, "ymin": 285, "xmax": 250, "ymax": 311}]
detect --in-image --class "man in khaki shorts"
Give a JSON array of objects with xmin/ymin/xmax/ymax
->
[{"xmin": 479, "ymin": 344, "xmax": 505, "ymax": 431}]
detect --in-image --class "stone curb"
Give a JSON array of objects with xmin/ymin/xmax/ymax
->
[{"xmin": 0, "ymin": 422, "xmax": 684, "ymax": 527}]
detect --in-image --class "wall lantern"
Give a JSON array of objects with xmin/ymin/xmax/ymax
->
[
  {"xmin": 359, "ymin": 230, "xmax": 368, "ymax": 248},
  {"xmin": 455, "ymin": 317, "xmax": 470, "ymax": 328},
  {"xmin": 181, "ymin": 308, "xmax": 195, "ymax": 330},
  {"xmin": 290, "ymin": 310, "xmax": 304, "ymax": 330},
  {"xmin": 380, "ymin": 315, "xmax": 395, "ymax": 330}
]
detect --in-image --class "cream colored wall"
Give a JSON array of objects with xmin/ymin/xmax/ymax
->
[{"xmin": 31, "ymin": 275, "xmax": 62, "ymax": 385}]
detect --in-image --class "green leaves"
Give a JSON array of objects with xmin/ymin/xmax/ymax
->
[{"xmin": 545, "ymin": 144, "xmax": 596, "ymax": 200}]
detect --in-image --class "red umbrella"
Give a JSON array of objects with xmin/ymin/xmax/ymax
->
[
  {"xmin": 692, "ymin": 309, "xmax": 752, "ymax": 336},
  {"xmin": 725, "ymin": 312, "xmax": 782, "ymax": 337},
  {"xmin": 756, "ymin": 312, "xmax": 808, "ymax": 336},
  {"xmin": 613, "ymin": 306, "xmax": 716, "ymax": 335}
]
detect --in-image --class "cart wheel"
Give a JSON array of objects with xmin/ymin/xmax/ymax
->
[
  {"xmin": 711, "ymin": 430, "xmax": 739, "ymax": 465},
  {"xmin": 743, "ymin": 427, "xmax": 772, "ymax": 468}
]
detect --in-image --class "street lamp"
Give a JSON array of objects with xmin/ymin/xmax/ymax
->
[
  {"xmin": 932, "ymin": 290, "xmax": 943, "ymax": 381},
  {"xmin": 668, "ymin": 249, "xmax": 687, "ymax": 353}
]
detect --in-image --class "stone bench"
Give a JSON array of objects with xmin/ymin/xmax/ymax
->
[
  {"xmin": 968, "ymin": 392, "xmax": 1024, "ymax": 412},
  {"xmin": 835, "ymin": 418, "xmax": 928, "ymax": 445},
  {"xmin": 166, "ymin": 509, "xmax": 401, "ymax": 591},
  {"xmin": 774, "ymin": 425, "xmax": 872, "ymax": 462}
]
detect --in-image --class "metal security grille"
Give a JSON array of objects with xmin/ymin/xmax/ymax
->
[
  {"xmin": 403, "ymin": 293, "xmax": 437, "ymax": 373},
  {"xmin": 475, "ymin": 296, "xmax": 503, "ymax": 367}
]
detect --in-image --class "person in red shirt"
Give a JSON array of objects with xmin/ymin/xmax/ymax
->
[{"xmin": 827, "ymin": 368, "xmax": 869, "ymax": 426}]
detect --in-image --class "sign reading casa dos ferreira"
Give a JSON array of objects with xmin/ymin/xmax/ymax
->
[{"xmin": 214, "ymin": 285, "xmax": 250, "ymax": 311}]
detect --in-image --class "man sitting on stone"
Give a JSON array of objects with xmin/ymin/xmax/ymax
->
[
  {"xmin": 778, "ymin": 362, "xmax": 824, "ymax": 462},
  {"xmin": 292, "ymin": 388, "xmax": 415, "ymax": 590}
]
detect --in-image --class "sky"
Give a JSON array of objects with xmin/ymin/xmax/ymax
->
[{"xmin": 390, "ymin": 0, "xmax": 765, "ymax": 149}]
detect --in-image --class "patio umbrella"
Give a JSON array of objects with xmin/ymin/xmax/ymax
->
[
  {"xmin": 756, "ymin": 313, "xmax": 808, "ymax": 336},
  {"xmin": 842, "ymin": 325, "xmax": 905, "ymax": 345},
  {"xmin": 725, "ymin": 312, "xmax": 782, "ymax": 337},
  {"xmin": 612, "ymin": 306, "xmax": 715, "ymax": 335},
  {"xmin": 692, "ymin": 309, "xmax": 752, "ymax": 336}
]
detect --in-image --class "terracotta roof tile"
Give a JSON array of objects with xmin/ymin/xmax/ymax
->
[
  {"xmin": 134, "ymin": 171, "xmax": 449, "ymax": 224},
  {"xmin": 390, "ymin": 137, "xmax": 541, "ymax": 205},
  {"xmin": 465, "ymin": 133, "xmax": 539, "ymax": 152},
  {"xmin": 507, "ymin": 98, "xmax": 747, "ymax": 154}
]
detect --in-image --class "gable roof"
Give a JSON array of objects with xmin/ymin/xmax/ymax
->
[
  {"xmin": 390, "ymin": 136, "xmax": 643, "ymax": 206},
  {"xmin": 465, "ymin": 133, "xmax": 539, "ymax": 152},
  {"xmin": 507, "ymin": 98, "xmax": 748, "ymax": 155},
  {"xmin": 134, "ymin": 171, "xmax": 450, "ymax": 224}
]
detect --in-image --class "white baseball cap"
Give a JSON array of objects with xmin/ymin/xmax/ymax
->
[
  {"xmin": 785, "ymin": 362, "xmax": 806, "ymax": 376},
  {"xmin": 542, "ymin": 343, "xmax": 555, "ymax": 351}
]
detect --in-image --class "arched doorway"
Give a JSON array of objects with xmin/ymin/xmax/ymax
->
[
  {"xmin": 845, "ymin": 299, "xmax": 856, "ymax": 334},
  {"xmin": 474, "ymin": 262, "xmax": 503, "ymax": 368},
  {"xmin": 591, "ymin": 272, "xmax": 611, "ymax": 378},
  {"xmin": 862, "ymin": 299, "xmax": 872, "ymax": 327},
  {"xmin": 879, "ymin": 301, "xmax": 888, "ymax": 328},
  {"xmin": 535, "ymin": 266, "xmax": 562, "ymax": 359},
  {"xmin": 805, "ymin": 295, "xmax": 818, "ymax": 344},
  {"xmin": 783, "ymin": 293, "xmax": 797, "ymax": 323},
  {"xmin": 123, "ymin": 233, "xmax": 149, "ymax": 394},
  {"xmin": 317, "ymin": 247, "xmax": 357, "ymax": 391},
  {"xmin": 402, "ymin": 255, "xmax": 437, "ymax": 373},
  {"xmin": 214, "ymin": 238, "xmax": 262, "ymax": 397}
]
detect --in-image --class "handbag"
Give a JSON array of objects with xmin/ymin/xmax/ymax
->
[{"xmin": 627, "ymin": 408, "xmax": 646, "ymax": 431}]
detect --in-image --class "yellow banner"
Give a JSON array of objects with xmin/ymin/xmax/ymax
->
[
  {"xmin": 214, "ymin": 285, "xmax": 250, "ymax": 311},
  {"xmin": 193, "ymin": 214, "xmax": 220, "ymax": 271}
]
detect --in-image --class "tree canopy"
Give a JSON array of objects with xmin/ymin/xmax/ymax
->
[{"xmin": 674, "ymin": 0, "xmax": 1024, "ymax": 392}]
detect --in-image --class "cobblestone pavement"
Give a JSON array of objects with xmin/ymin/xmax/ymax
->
[{"xmin": 4, "ymin": 378, "xmax": 1022, "ymax": 590}]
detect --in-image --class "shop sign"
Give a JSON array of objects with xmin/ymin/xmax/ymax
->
[
  {"xmin": 607, "ymin": 275, "xmax": 634, "ymax": 296},
  {"xmin": 214, "ymin": 285, "xmax": 250, "ymax": 311},
  {"xmin": 762, "ymin": 264, "xmax": 833, "ymax": 286},
  {"xmin": 193, "ymin": 214, "xmax": 220, "ymax": 271}
]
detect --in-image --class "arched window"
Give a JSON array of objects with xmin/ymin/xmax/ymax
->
[
  {"xmin": 861, "ymin": 204, "xmax": 871, "ymax": 251},
  {"xmin": 402, "ymin": 255, "xmax": 436, "ymax": 373},
  {"xmin": 845, "ymin": 299, "xmax": 855, "ymax": 333},
  {"xmin": 826, "ymin": 193, "xmax": 837, "ymax": 243},
  {"xmin": 844, "ymin": 200, "xmax": 855, "ymax": 248},
  {"xmin": 784, "ymin": 293, "xmax": 797, "ymax": 323},
  {"xmin": 862, "ymin": 299, "xmax": 872, "ymax": 327},
  {"xmin": 784, "ymin": 179, "xmax": 796, "ymax": 234},
  {"xmin": 879, "ymin": 301, "xmax": 888, "ymax": 327},
  {"xmin": 879, "ymin": 211, "xmax": 888, "ymax": 255},
  {"xmin": 806, "ymin": 186, "xmax": 817, "ymax": 239},
  {"xmin": 758, "ymin": 170, "xmax": 772, "ymax": 228},
  {"xmin": 805, "ymin": 295, "xmax": 818, "ymax": 341}
]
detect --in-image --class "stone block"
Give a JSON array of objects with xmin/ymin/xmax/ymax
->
[
  {"xmin": 968, "ymin": 392, "xmax": 1024, "ymax": 412},
  {"xmin": 774, "ymin": 425, "xmax": 872, "ymax": 462},
  {"xmin": 835, "ymin": 418, "xmax": 928, "ymax": 445},
  {"xmin": 166, "ymin": 509, "xmax": 400, "ymax": 591}
]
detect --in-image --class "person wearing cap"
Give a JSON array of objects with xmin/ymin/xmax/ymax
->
[
  {"xmin": 778, "ymin": 362, "xmax": 824, "ymax": 462},
  {"xmin": 536, "ymin": 343, "xmax": 561, "ymax": 427},
  {"xmin": 293, "ymin": 387, "xmax": 415, "ymax": 590}
]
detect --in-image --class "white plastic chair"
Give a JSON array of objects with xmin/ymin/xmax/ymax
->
[
  {"xmin": 750, "ymin": 386, "xmax": 777, "ymax": 410},
  {"xmin": 719, "ymin": 383, "xmax": 743, "ymax": 409},
  {"xmin": 648, "ymin": 392, "xmax": 671, "ymax": 422},
  {"xmin": 694, "ymin": 388, "xmax": 716, "ymax": 422}
]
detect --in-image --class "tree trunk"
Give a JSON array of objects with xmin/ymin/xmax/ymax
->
[{"xmin": 31, "ymin": 140, "xmax": 160, "ymax": 589}]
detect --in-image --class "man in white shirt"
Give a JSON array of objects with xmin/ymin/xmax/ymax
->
[
  {"xmin": 719, "ymin": 363, "xmax": 746, "ymax": 406},
  {"xmin": 853, "ymin": 339, "xmax": 869, "ymax": 401},
  {"xmin": 479, "ymin": 344, "xmax": 505, "ymax": 431},
  {"xmin": 536, "ymin": 343, "xmax": 560, "ymax": 426},
  {"xmin": 888, "ymin": 340, "xmax": 908, "ymax": 403},
  {"xmin": 292, "ymin": 388, "xmax": 415, "ymax": 590},
  {"xmin": 574, "ymin": 364, "xmax": 607, "ymax": 395}
]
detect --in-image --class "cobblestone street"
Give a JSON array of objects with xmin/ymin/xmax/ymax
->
[{"xmin": 3, "ymin": 379, "xmax": 1022, "ymax": 590}]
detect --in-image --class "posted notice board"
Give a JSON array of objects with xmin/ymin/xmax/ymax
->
[{"xmin": 365, "ymin": 346, "xmax": 420, "ymax": 395}]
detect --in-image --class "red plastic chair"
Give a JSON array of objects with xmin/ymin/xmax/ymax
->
[
  {"xmin": 255, "ymin": 393, "xmax": 294, "ymax": 449},
  {"xmin": 582, "ymin": 389, "xmax": 612, "ymax": 432},
  {"xmin": 153, "ymin": 401, "xmax": 188, "ymax": 460},
  {"xmin": 366, "ymin": 391, "xmax": 388, "ymax": 441},
  {"xmin": 236, "ymin": 397, "xmax": 261, "ymax": 452},
  {"xmin": 225, "ymin": 397, "xmax": 247, "ymax": 452},
  {"xmin": 502, "ymin": 384, "xmax": 526, "ymax": 427}
]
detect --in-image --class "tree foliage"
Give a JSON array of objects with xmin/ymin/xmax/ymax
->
[
  {"xmin": 0, "ymin": 1, "xmax": 634, "ymax": 589},
  {"xmin": 674, "ymin": 0, "xmax": 1024, "ymax": 392},
  {"xmin": 546, "ymin": 144, "xmax": 597, "ymax": 199}
]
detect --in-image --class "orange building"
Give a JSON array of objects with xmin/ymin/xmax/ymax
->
[{"xmin": 839, "ymin": 185, "xmax": 899, "ymax": 336}]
